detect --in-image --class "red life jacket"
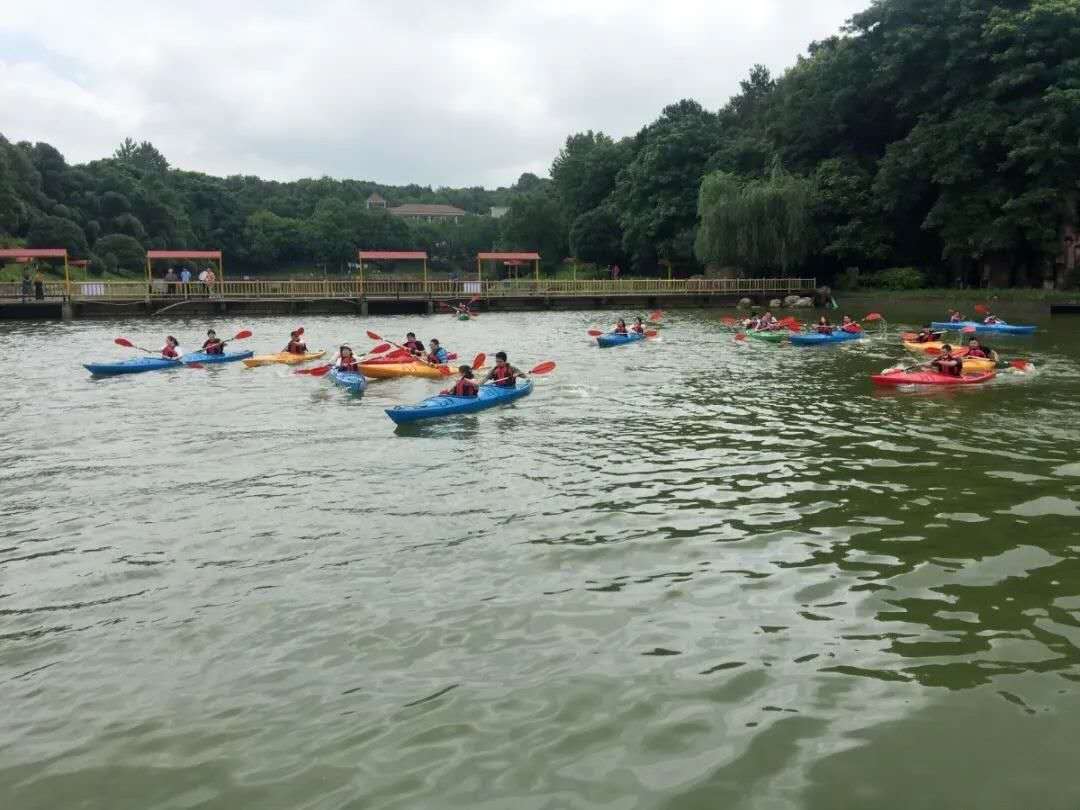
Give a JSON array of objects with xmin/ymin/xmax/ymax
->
[
  {"xmin": 614, "ymin": 325, "xmax": 628, "ymax": 334},
  {"xmin": 285, "ymin": 340, "xmax": 306, "ymax": 354},
  {"xmin": 491, "ymin": 364, "xmax": 515, "ymax": 387},
  {"xmin": 632, "ymin": 324, "xmax": 644, "ymax": 334},
  {"xmin": 162, "ymin": 345, "xmax": 179, "ymax": 358},
  {"xmin": 816, "ymin": 324, "xmax": 832, "ymax": 334},
  {"xmin": 966, "ymin": 347, "xmax": 988, "ymax": 358},
  {"xmin": 841, "ymin": 323, "xmax": 861, "ymax": 333},
  {"xmin": 338, "ymin": 358, "xmax": 360, "ymax": 373},
  {"xmin": 404, "ymin": 339, "xmax": 423, "ymax": 353},
  {"xmin": 202, "ymin": 339, "xmax": 224, "ymax": 355},
  {"xmin": 452, "ymin": 378, "xmax": 478, "ymax": 397}
]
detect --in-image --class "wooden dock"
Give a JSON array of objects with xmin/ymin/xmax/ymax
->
[{"xmin": 0, "ymin": 277, "xmax": 820, "ymax": 320}]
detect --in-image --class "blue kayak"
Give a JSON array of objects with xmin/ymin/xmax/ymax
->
[
  {"xmin": 182, "ymin": 350, "xmax": 254, "ymax": 364},
  {"xmin": 84, "ymin": 356, "xmax": 186, "ymax": 375},
  {"xmin": 789, "ymin": 329, "xmax": 865, "ymax": 346},
  {"xmin": 596, "ymin": 331, "xmax": 646, "ymax": 348},
  {"xmin": 930, "ymin": 321, "xmax": 1036, "ymax": 335},
  {"xmin": 386, "ymin": 380, "xmax": 533, "ymax": 425},
  {"xmin": 85, "ymin": 350, "xmax": 253, "ymax": 375},
  {"xmin": 329, "ymin": 367, "xmax": 367, "ymax": 394}
]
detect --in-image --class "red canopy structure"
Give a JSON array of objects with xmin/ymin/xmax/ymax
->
[
  {"xmin": 146, "ymin": 250, "xmax": 224, "ymax": 282},
  {"xmin": 476, "ymin": 251, "xmax": 541, "ymax": 282},
  {"xmin": 0, "ymin": 248, "xmax": 72, "ymax": 292},
  {"xmin": 358, "ymin": 250, "xmax": 429, "ymax": 285}
]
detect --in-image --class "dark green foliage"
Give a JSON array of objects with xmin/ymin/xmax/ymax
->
[
  {"xmin": 498, "ymin": 191, "xmax": 567, "ymax": 268},
  {"xmin": 27, "ymin": 215, "xmax": 89, "ymax": 257},
  {"xmin": 93, "ymin": 234, "xmax": 145, "ymax": 271},
  {"xmin": 570, "ymin": 207, "xmax": 623, "ymax": 266},
  {"xmin": 863, "ymin": 266, "xmax": 927, "ymax": 289}
]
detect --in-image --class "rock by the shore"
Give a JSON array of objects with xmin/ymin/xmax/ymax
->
[
  {"xmin": 794, "ymin": 296, "xmax": 814, "ymax": 308},
  {"xmin": 737, "ymin": 297, "xmax": 752, "ymax": 309},
  {"xmin": 783, "ymin": 294, "xmax": 801, "ymax": 307},
  {"xmin": 769, "ymin": 298, "xmax": 782, "ymax": 309}
]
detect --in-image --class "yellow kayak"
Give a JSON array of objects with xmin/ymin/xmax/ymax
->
[
  {"xmin": 358, "ymin": 361, "xmax": 450, "ymax": 380},
  {"xmin": 242, "ymin": 351, "xmax": 325, "ymax": 368},
  {"xmin": 903, "ymin": 341, "xmax": 958, "ymax": 355}
]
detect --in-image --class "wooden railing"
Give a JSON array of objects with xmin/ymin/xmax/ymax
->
[{"xmin": 0, "ymin": 277, "xmax": 817, "ymax": 302}]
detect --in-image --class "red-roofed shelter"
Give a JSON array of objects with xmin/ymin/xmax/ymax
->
[
  {"xmin": 0, "ymin": 248, "xmax": 71, "ymax": 293},
  {"xmin": 476, "ymin": 251, "xmax": 541, "ymax": 282},
  {"xmin": 146, "ymin": 250, "xmax": 224, "ymax": 283},
  {"xmin": 358, "ymin": 250, "xmax": 429, "ymax": 285}
]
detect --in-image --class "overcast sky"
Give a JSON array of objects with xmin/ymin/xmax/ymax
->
[{"xmin": 0, "ymin": 0, "xmax": 867, "ymax": 188}]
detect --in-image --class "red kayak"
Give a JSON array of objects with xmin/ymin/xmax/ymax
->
[{"xmin": 871, "ymin": 370, "xmax": 996, "ymax": 387}]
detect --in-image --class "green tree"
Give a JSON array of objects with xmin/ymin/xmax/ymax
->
[
  {"xmin": 569, "ymin": 206, "xmax": 623, "ymax": 266},
  {"xmin": 26, "ymin": 215, "xmax": 89, "ymax": 257},
  {"xmin": 695, "ymin": 167, "xmax": 817, "ymax": 273},
  {"xmin": 93, "ymin": 233, "xmax": 145, "ymax": 271},
  {"xmin": 550, "ymin": 131, "xmax": 630, "ymax": 224},
  {"xmin": 498, "ymin": 191, "xmax": 566, "ymax": 269}
]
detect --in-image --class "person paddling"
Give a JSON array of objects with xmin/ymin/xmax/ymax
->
[
  {"xmin": 815, "ymin": 316, "xmax": 833, "ymax": 335},
  {"xmin": 758, "ymin": 311, "xmax": 778, "ymax": 330},
  {"xmin": 613, "ymin": 318, "xmax": 629, "ymax": 334},
  {"xmin": 948, "ymin": 309, "xmax": 966, "ymax": 322},
  {"xmin": 931, "ymin": 344, "xmax": 963, "ymax": 377},
  {"xmin": 442, "ymin": 365, "xmax": 479, "ymax": 397},
  {"xmin": 631, "ymin": 317, "xmax": 645, "ymax": 335},
  {"xmin": 840, "ymin": 315, "xmax": 862, "ymax": 333},
  {"xmin": 403, "ymin": 332, "xmax": 425, "ymax": 357},
  {"xmin": 284, "ymin": 330, "xmax": 307, "ymax": 354},
  {"xmin": 983, "ymin": 312, "xmax": 1004, "ymax": 325},
  {"xmin": 161, "ymin": 336, "xmax": 183, "ymax": 360},
  {"xmin": 481, "ymin": 351, "xmax": 528, "ymax": 388},
  {"xmin": 964, "ymin": 337, "xmax": 996, "ymax": 360},
  {"xmin": 426, "ymin": 338, "xmax": 449, "ymax": 364},
  {"xmin": 202, "ymin": 329, "xmax": 225, "ymax": 356},
  {"xmin": 332, "ymin": 345, "xmax": 360, "ymax": 373},
  {"xmin": 913, "ymin": 324, "xmax": 937, "ymax": 343}
]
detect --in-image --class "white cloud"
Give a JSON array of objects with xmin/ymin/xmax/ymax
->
[{"xmin": 0, "ymin": 0, "xmax": 866, "ymax": 187}]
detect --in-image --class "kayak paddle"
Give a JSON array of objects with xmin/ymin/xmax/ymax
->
[
  {"xmin": 365, "ymin": 330, "xmax": 443, "ymax": 369},
  {"xmin": 480, "ymin": 361, "xmax": 556, "ymax": 386},
  {"xmin": 114, "ymin": 337, "xmax": 203, "ymax": 368}
]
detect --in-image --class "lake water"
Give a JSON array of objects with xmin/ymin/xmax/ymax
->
[{"xmin": 2, "ymin": 305, "xmax": 1079, "ymax": 809}]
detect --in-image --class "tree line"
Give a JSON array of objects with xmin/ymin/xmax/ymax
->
[{"xmin": 2, "ymin": 0, "xmax": 1078, "ymax": 287}]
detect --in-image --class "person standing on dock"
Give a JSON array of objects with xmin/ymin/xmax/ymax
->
[
  {"xmin": 21, "ymin": 270, "xmax": 32, "ymax": 302},
  {"xmin": 164, "ymin": 266, "xmax": 178, "ymax": 296},
  {"xmin": 180, "ymin": 266, "xmax": 191, "ymax": 297},
  {"xmin": 33, "ymin": 270, "xmax": 44, "ymax": 300}
]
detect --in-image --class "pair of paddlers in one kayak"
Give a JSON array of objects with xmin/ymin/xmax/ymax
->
[
  {"xmin": 441, "ymin": 352, "xmax": 530, "ymax": 398},
  {"xmin": 610, "ymin": 318, "xmax": 647, "ymax": 335}
]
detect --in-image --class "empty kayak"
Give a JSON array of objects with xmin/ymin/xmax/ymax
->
[
  {"xmin": 747, "ymin": 330, "xmax": 787, "ymax": 343},
  {"xmin": 596, "ymin": 331, "xmax": 646, "ymax": 348},
  {"xmin": 182, "ymin": 350, "xmax": 254, "ymax": 364},
  {"xmin": 386, "ymin": 381, "xmax": 533, "ymax": 425},
  {"xmin": 871, "ymin": 370, "xmax": 996, "ymax": 387},
  {"xmin": 789, "ymin": 329, "xmax": 864, "ymax": 346},
  {"xmin": 358, "ymin": 361, "xmax": 449, "ymax": 380},
  {"xmin": 329, "ymin": 367, "xmax": 367, "ymax": 394},
  {"xmin": 930, "ymin": 321, "xmax": 1036, "ymax": 334},
  {"xmin": 242, "ymin": 351, "xmax": 325, "ymax": 368},
  {"xmin": 84, "ymin": 356, "xmax": 185, "ymax": 375}
]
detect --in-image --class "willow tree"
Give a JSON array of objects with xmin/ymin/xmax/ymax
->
[{"xmin": 695, "ymin": 167, "xmax": 816, "ymax": 274}]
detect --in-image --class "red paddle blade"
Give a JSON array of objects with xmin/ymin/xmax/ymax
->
[
  {"xmin": 645, "ymin": 330, "xmax": 659, "ymax": 338},
  {"xmin": 974, "ymin": 304, "xmax": 989, "ymax": 315},
  {"xmin": 788, "ymin": 324, "xmax": 802, "ymax": 332},
  {"xmin": 962, "ymin": 326, "xmax": 977, "ymax": 334},
  {"xmin": 295, "ymin": 364, "xmax": 329, "ymax": 375},
  {"xmin": 529, "ymin": 361, "xmax": 556, "ymax": 375},
  {"xmin": 900, "ymin": 332, "xmax": 916, "ymax": 341},
  {"xmin": 366, "ymin": 330, "xmax": 382, "ymax": 341},
  {"xmin": 735, "ymin": 333, "xmax": 747, "ymax": 342},
  {"xmin": 114, "ymin": 337, "xmax": 135, "ymax": 348},
  {"xmin": 472, "ymin": 353, "xmax": 486, "ymax": 369},
  {"xmin": 864, "ymin": 312, "xmax": 883, "ymax": 322},
  {"xmin": 439, "ymin": 365, "xmax": 452, "ymax": 376},
  {"xmin": 721, "ymin": 316, "xmax": 737, "ymax": 326},
  {"xmin": 369, "ymin": 343, "xmax": 391, "ymax": 354},
  {"xmin": 232, "ymin": 330, "xmax": 252, "ymax": 340},
  {"xmin": 1010, "ymin": 359, "xmax": 1032, "ymax": 371},
  {"xmin": 587, "ymin": 329, "xmax": 603, "ymax": 337},
  {"xmin": 924, "ymin": 347, "xmax": 942, "ymax": 355},
  {"xmin": 649, "ymin": 310, "xmax": 663, "ymax": 322}
]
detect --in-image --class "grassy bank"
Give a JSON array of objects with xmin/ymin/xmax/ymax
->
[{"xmin": 837, "ymin": 287, "xmax": 1077, "ymax": 303}]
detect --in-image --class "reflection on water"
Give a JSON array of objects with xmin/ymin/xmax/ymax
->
[{"xmin": 1, "ymin": 307, "xmax": 1079, "ymax": 809}]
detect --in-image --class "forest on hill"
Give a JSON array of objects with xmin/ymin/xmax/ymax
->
[{"xmin": 1, "ymin": 0, "xmax": 1077, "ymax": 288}]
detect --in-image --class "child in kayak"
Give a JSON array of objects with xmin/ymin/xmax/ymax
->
[
  {"xmin": 758, "ymin": 312, "xmax": 779, "ymax": 330},
  {"xmin": 983, "ymin": 313, "xmax": 1005, "ymax": 325},
  {"xmin": 840, "ymin": 315, "xmax": 862, "ymax": 333},
  {"xmin": 332, "ymin": 345, "xmax": 360, "ymax": 373},
  {"xmin": 161, "ymin": 336, "xmax": 183, "ymax": 360},
  {"xmin": 815, "ymin": 316, "xmax": 833, "ymax": 335},
  {"xmin": 931, "ymin": 344, "xmax": 963, "ymax": 377},
  {"xmin": 441, "ymin": 365, "xmax": 479, "ymax": 397},
  {"xmin": 632, "ymin": 317, "xmax": 646, "ymax": 334},
  {"xmin": 964, "ymin": 337, "xmax": 996, "ymax": 360},
  {"xmin": 481, "ymin": 351, "xmax": 528, "ymax": 388},
  {"xmin": 912, "ymin": 324, "xmax": 938, "ymax": 343},
  {"xmin": 202, "ymin": 329, "xmax": 225, "ymax": 356},
  {"xmin": 426, "ymin": 338, "xmax": 449, "ymax": 364},
  {"xmin": 613, "ymin": 319, "xmax": 629, "ymax": 334},
  {"xmin": 948, "ymin": 309, "xmax": 966, "ymax": 322},
  {"xmin": 284, "ymin": 330, "xmax": 307, "ymax": 354},
  {"xmin": 403, "ymin": 332, "xmax": 425, "ymax": 356}
]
